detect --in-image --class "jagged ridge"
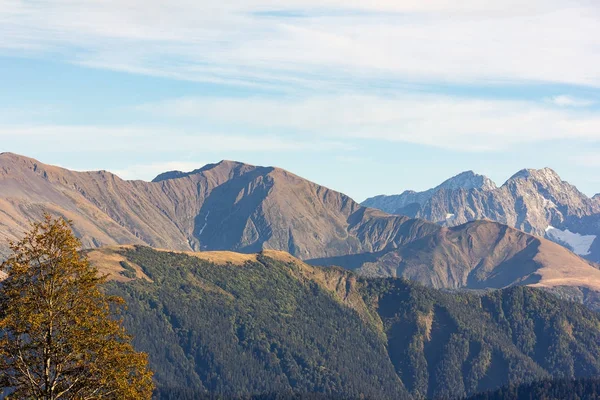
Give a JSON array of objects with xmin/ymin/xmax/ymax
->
[{"xmin": 362, "ymin": 167, "xmax": 600, "ymax": 261}]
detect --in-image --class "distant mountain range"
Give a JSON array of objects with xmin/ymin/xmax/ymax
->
[
  {"xmin": 363, "ymin": 168, "xmax": 600, "ymax": 262},
  {"xmin": 1, "ymin": 152, "xmax": 600, "ymax": 310}
]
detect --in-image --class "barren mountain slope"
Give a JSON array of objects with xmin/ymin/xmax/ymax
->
[
  {"xmin": 0, "ymin": 152, "xmax": 206, "ymax": 253},
  {"xmin": 0, "ymin": 152, "xmax": 439, "ymax": 259},
  {"xmin": 309, "ymin": 220, "xmax": 600, "ymax": 310}
]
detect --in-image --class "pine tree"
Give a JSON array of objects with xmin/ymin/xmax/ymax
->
[{"xmin": 0, "ymin": 215, "xmax": 154, "ymax": 399}]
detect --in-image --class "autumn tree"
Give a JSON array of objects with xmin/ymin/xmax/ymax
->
[{"xmin": 0, "ymin": 215, "xmax": 154, "ymax": 399}]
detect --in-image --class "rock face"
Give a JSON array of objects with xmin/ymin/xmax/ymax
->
[
  {"xmin": 364, "ymin": 171, "xmax": 497, "ymax": 216},
  {"xmin": 363, "ymin": 168, "xmax": 600, "ymax": 261}
]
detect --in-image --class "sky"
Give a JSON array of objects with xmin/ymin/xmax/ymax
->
[{"xmin": 1, "ymin": 1, "xmax": 600, "ymax": 202}]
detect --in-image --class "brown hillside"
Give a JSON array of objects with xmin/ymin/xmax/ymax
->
[
  {"xmin": 0, "ymin": 152, "xmax": 438, "ymax": 260},
  {"xmin": 309, "ymin": 220, "xmax": 600, "ymax": 297}
]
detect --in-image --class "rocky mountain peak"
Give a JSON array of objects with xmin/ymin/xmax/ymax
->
[
  {"xmin": 152, "ymin": 170, "xmax": 188, "ymax": 182},
  {"xmin": 362, "ymin": 166, "xmax": 600, "ymax": 259},
  {"xmin": 0, "ymin": 152, "xmax": 66, "ymax": 182},
  {"xmin": 361, "ymin": 171, "xmax": 496, "ymax": 216},
  {"xmin": 437, "ymin": 170, "xmax": 497, "ymax": 192},
  {"xmin": 507, "ymin": 167, "xmax": 563, "ymax": 185},
  {"xmin": 152, "ymin": 160, "xmax": 256, "ymax": 183},
  {"xmin": 504, "ymin": 167, "xmax": 592, "ymax": 206},
  {"xmin": 397, "ymin": 189, "xmax": 417, "ymax": 196},
  {"xmin": 0, "ymin": 152, "xmax": 38, "ymax": 167}
]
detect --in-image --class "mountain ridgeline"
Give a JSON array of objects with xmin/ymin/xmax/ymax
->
[
  {"xmin": 0, "ymin": 152, "xmax": 438, "ymax": 260},
  {"xmin": 362, "ymin": 168, "xmax": 600, "ymax": 262},
  {"xmin": 2, "ymin": 153, "xmax": 600, "ymax": 311},
  {"xmin": 92, "ymin": 246, "xmax": 600, "ymax": 399}
]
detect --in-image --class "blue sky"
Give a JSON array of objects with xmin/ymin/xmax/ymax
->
[{"xmin": 1, "ymin": 1, "xmax": 600, "ymax": 201}]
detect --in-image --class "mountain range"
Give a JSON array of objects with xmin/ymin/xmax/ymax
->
[
  {"xmin": 4, "ymin": 152, "xmax": 600, "ymax": 398},
  {"xmin": 363, "ymin": 168, "xmax": 600, "ymax": 262},
  {"xmin": 1, "ymin": 152, "xmax": 600, "ymax": 310},
  {"xmin": 0, "ymin": 152, "xmax": 445, "ymax": 259}
]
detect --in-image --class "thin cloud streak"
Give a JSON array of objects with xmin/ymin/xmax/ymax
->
[
  {"xmin": 112, "ymin": 161, "xmax": 208, "ymax": 181},
  {"xmin": 137, "ymin": 95, "xmax": 600, "ymax": 151},
  {"xmin": 547, "ymin": 95, "xmax": 595, "ymax": 108},
  {"xmin": 1, "ymin": 1, "xmax": 600, "ymax": 89},
  {"xmin": 1, "ymin": 125, "xmax": 353, "ymax": 153}
]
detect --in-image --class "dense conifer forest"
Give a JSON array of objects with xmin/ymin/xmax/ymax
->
[
  {"xmin": 467, "ymin": 377, "xmax": 600, "ymax": 399},
  {"xmin": 104, "ymin": 247, "xmax": 600, "ymax": 399}
]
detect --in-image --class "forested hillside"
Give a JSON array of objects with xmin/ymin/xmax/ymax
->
[
  {"xmin": 96, "ymin": 246, "xmax": 600, "ymax": 399},
  {"xmin": 365, "ymin": 279, "xmax": 600, "ymax": 399},
  {"xmin": 466, "ymin": 377, "xmax": 600, "ymax": 399},
  {"xmin": 104, "ymin": 247, "xmax": 407, "ymax": 400}
]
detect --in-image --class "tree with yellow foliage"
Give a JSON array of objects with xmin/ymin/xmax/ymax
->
[{"xmin": 0, "ymin": 215, "xmax": 154, "ymax": 399}]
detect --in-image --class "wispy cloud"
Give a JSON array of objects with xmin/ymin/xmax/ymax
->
[
  {"xmin": 112, "ymin": 161, "xmax": 207, "ymax": 181},
  {"xmin": 1, "ymin": 0, "xmax": 600, "ymax": 89},
  {"xmin": 136, "ymin": 94, "xmax": 600, "ymax": 151},
  {"xmin": 547, "ymin": 95, "xmax": 595, "ymax": 107},
  {"xmin": 0, "ymin": 125, "xmax": 352, "ymax": 153}
]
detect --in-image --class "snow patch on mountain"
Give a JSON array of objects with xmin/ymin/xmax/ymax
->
[
  {"xmin": 198, "ymin": 211, "xmax": 210, "ymax": 236},
  {"xmin": 545, "ymin": 226, "xmax": 596, "ymax": 256}
]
